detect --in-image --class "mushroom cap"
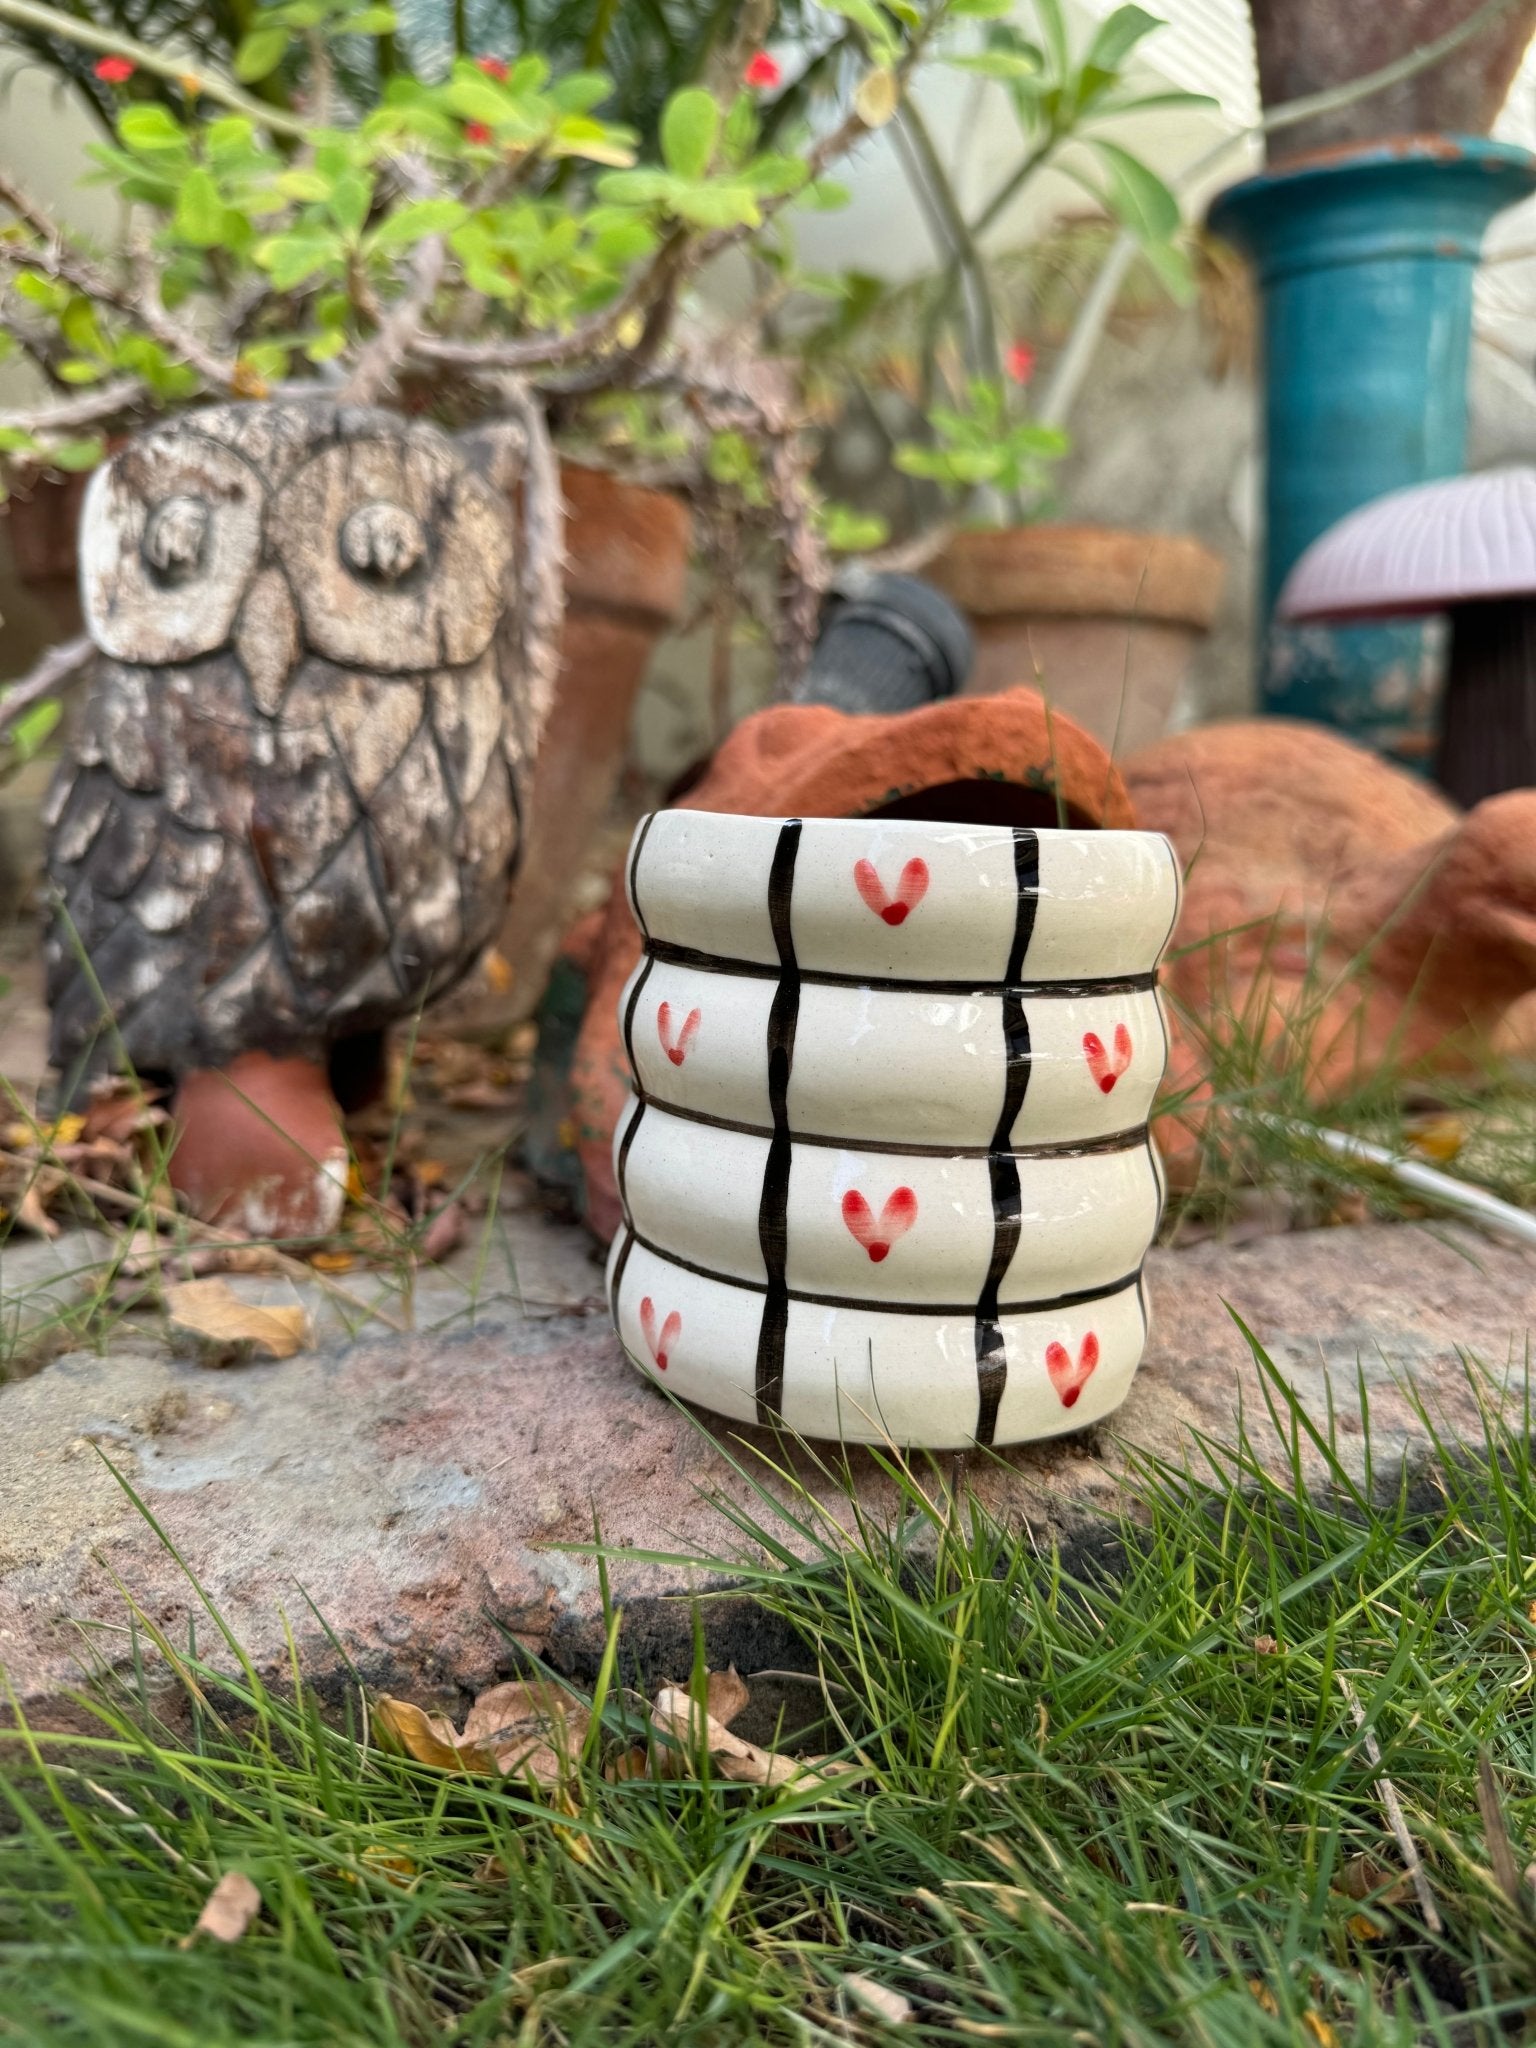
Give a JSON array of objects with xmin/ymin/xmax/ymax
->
[{"xmin": 1277, "ymin": 467, "xmax": 1536, "ymax": 623}]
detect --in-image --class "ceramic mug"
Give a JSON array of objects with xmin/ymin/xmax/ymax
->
[{"xmin": 606, "ymin": 810, "xmax": 1180, "ymax": 1449}]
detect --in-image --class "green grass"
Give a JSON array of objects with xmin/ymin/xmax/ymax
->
[{"xmin": 3, "ymin": 1343, "xmax": 1536, "ymax": 2045}]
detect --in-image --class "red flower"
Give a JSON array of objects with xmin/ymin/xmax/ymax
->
[
  {"xmin": 463, "ymin": 120, "xmax": 493, "ymax": 146},
  {"xmin": 1005, "ymin": 341, "xmax": 1036, "ymax": 385},
  {"xmin": 743, "ymin": 50, "xmax": 782, "ymax": 90},
  {"xmin": 93, "ymin": 54, "xmax": 135, "ymax": 84},
  {"xmin": 474, "ymin": 54, "xmax": 509, "ymax": 81}
]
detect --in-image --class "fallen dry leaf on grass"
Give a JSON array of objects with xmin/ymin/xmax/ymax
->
[
  {"xmin": 650, "ymin": 1684, "xmax": 851, "ymax": 1790},
  {"xmin": 165, "ymin": 1278, "xmax": 311, "ymax": 1361},
  {"xmin": 842, "ymin": 1973, "xmax": 912, "ymax": 2025},
  {"xmin": 375, "ymin": 1680, "xmax": 591, "ymax": 1785},
  {"xmin": 182, "ymin": 1870, "xmax": 261, "ymax": 1946}
]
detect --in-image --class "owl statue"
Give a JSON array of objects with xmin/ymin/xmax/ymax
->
[{"xmin": 42, "ymin": 398, "xmax": 547, "ymax": 1233}]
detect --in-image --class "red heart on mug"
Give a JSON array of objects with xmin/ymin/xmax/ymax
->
[
  {"xmin": 1083, "ymin": 1022, "xmax": 1132, "ymax": 1094},
  {"xmin": 657, "ymin": 1002, "xmax": 701, "ymax": 1068},
  {"xmin": 639, "ymin": 1295, "xmax": 681, "ymax": 1371},
  {"xmin": 853, "ymin": 856, "xmax": 929, "ymax": 927},
  {"xmin": 841, "ymin": 1185, "xmax": 918, "ymax": 1263},
  {"xmin": 1045, "ymin": 1331, "xmax": 1099, "ymax": 1408}
]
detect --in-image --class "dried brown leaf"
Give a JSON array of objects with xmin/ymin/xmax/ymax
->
[
  {"xmin": 650, "ymin": 1684, "xmax": 850, "ymax": 1790},
  {"xmin": 843, "ymin": 1973, "xmax": 912, "ymax": 2025},
  {"xmin": 375, "ymin": 1681, "xmax": 589, "ymax": 1786},
  {"xmin": 14, "ymin": 1182, "xmax": 59, "ymax": 1239},
  {"xmin": 165, "ymin": 1278, "xmax": 310, "ymax": 1360},
  {"xmin": 420, "ymin": 1201, "xmax": 464, "ymax": 1263},
  {"xmin": 183, "ymin": 1870, "xmax": 261, "ymax": 1946},
  {"xmin": 705, "ymin": 1666, "xmax": 750, "ymax": 1729},
  {"xmin": 1251, "ymin": 1635, "xmax": 1280, "ymax": 1656},
  {"xmin": 1338, "ymin": 1854, "xmax": 1408, "ymax": 1905}
]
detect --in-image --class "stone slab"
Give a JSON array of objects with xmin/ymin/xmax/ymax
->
[{"xmin": 4, "ymin": 1216, "xmax": 1536, "ymax": 1729}]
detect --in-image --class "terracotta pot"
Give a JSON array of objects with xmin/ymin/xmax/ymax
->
[
  {"xmin": 607, "ymin": 808, "xmax": 1177, "ymax": 1448},
  {"xmin": 928, "ymin": 524, "xmax": 1224, "ymax": 757},
  {"xmin": 493, "ymin": 463, "xmax": 691, "ymax": 1018}
]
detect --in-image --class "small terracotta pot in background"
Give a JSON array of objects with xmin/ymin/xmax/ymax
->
[
  {"xmin": 490, "ymin": 463, "xmax": 691, "ymax": 1022},
  {"xmin": 928, "ymin": 523, "xmax": 1224, "ymax": 757}
]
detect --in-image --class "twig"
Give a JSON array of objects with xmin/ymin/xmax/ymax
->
[
  {"xmin": 0, "ymin": 635, "xmax": 93, "ymax": 737},
  {"xmin": 339, "ymin": 234, "xmax": 447, "ymax": 405},
  {"xmin": 494, "ymin": 376, "xmax": 566, "ymax": 750},
  {"xmin": 0, "ymin": 379, "xmax": 144, "ymax": 436},
  {"xmin": 1241, "ymin": 1112, "xmax": 1536, "ymax": 1251},
  {"xmin": 1475, "ymin": 1750, "xmax": 1528, "ymax": 1910},
  {"xmin": 1340, "ymin": 1678, "xmax": 1443, "ymax": 1934},
  {"xmin": 0, "ymin": 0, "xmax": 312, "ymax": 138},
  {"xmin": 0, "ymin": 1147, "xmax": 409, "ymax": 1334}
]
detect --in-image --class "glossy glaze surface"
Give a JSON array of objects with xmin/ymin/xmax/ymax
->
[{"xmin": 608, "ymin": 811, "xmax": 1179, "ymax": 1448}]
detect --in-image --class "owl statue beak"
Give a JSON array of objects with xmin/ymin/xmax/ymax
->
[{"xmin": 233, "ymin": 565, "xmax": 303, "ymax": 717}]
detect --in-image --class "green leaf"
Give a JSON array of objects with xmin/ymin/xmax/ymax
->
[
  {"xmin": 255, "ymin": 230, "xmax": 344, "ymax": 288},
  {"xmin": 235, "ymin": 24, "xmax": 289, "ymax": 82},
  {"xmin": 445, "ymin": 75, "xmax": 515, "ymax": 126},
  {"xmin": 60, "ymin": 298, "xmax": 106, "ymax": 354},
  {"xmin": 366, "ymin": 197, "xmax": 467, "ymax": 252},
  {"xmin": 1084, "ymin": 4, "xmax": 1163, "ymax": 75},
  {"xmin": 13, "ymin": 273, "xmax": 67, "ymax": 314},
  {"xmin": 56, "ymin": 359, "xmax": 105, "ymax": 384},
  {"xmin": 174, "ymin": 167, "xmax": 225, "ymax": 246},
  {"xmin": 948, "ymin": 0, "xmax": 1016, "ymax": 14},
  {"xmin": 550, "ymin": 70, "xmax": 612, "ymax": 115},
  {"xmin": 947, "ymin": 50, "xmax": 1042, "ymax": 80},
  {"xmin": 241, "ymin": 340, "xmax": 291, "ymax": 380},
  {"xmin": 305, "ymin": 326, "xmax": 349, "ymax": 361},
  {"xmin": 1031, "ymin": 0, "xmax": 1070, "ymax": 80},
  {"xmin": 796, "ymin": 178, "xmax": 851, "ymax": 211},
  {"xmin": 547, "ymin": 116, "xmax": 636, "ymax": 168},
  {"xmin": 667, "ymin": 181, "xmax": 760, "ymax": 229},
  {"xmin": 820, "ymin": 503, "xmax": 889, "ymax": 551},
  {"xmin": 7, "ymin": 695, "xmax": 61, "ymax": 760},
  {"xmin": 276, "ymin": 168, "xmax": 331, "ymax": 202},
  {"xmin": 49, "ymin": 438, "xmax": 105, "ymax": 472},
  {"xmin": 816, "ymin": 0, "xmax": 898, "ymax": 59},
  {"xmin": 339, "ymin": 5, "xmax": 397, "ymax": 30},
  {"xmin": 595, "ymin": 168, "xmax": 678, "ymax": 207},
  {"xmin": 1138, "ymin": 234, "xmax": 1195, "ymax": 303},
  {"xmin": 327, "ymin": 169, "xmax": 374, "ymax": 236},
  {"xmin": 1092, "ymin": 138, "xmax": 1180, "ymax": 242},
  {"xmin": 118, "ymin": 104, "xmax": 186, "ymax": 151},
  {"xmin": 660, "ymin": 87, "xmax": 718, "ymax": 180}
]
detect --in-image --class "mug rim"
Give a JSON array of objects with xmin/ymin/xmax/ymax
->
[{"xmin": 635, "ymin": 807, "xmax": 1171, "ymax": 850}]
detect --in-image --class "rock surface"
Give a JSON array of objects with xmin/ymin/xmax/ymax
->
[{"xmin": 4, "ymin": 1214, "xmax": 1536, "ymax": 1729}]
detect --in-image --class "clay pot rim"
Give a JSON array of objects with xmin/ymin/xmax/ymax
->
[{"xmin": 929, "ymin": 522, "xmax": 1225, "ymax": 628}]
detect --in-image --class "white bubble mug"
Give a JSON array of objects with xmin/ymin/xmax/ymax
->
[{"xmin": 606, "ymin": 809, "xmax": 1180, "ymax": 1449}]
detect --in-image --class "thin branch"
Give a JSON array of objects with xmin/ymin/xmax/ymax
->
[
  {"xmin": 0, "ymin": 170, "xmax": 239, "ymax": 395},
  {"xmin": 1340, "ymin": 1678, "xmax": 1443, "ymax": 1935},
  {"xmin": 0, "ymin": 634, "xmax": 93, "ymax": 737},
  {"xmin": 0, "ymin": 377, "xmax": 145, "ymax": 434},
  {"xmin": 494, "ymin": 376, "xmax": 566, "ymax": 753},
  {"xmin": 339, "ymin": 234, "xmax": 446, "ymax": 404},
  {"xmin": 0, "ymin": 0, "xmax": 312, "ymax": 138}
]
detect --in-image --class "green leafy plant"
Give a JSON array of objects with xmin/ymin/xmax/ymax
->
[{"xmin": 895, "ymin": 374, "xmax": 1066, "ymax": 504}]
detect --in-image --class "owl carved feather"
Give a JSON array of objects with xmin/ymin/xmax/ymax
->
[{"xmin": 44, "ymin": 399, "xmax": 545, "ymax": 1087}]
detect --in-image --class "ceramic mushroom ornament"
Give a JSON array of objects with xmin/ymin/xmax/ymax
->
[
  {"xmin": 44, "ymin": 399, "xmax": 549, "ymax": 1237},
  {"xmin": 1277, "ymin": 466, "xmax": 1536, "ymax": 805},
  {"xmin": 607, "ymin": 810, "xmax": 1179, "ymax": 1449}
]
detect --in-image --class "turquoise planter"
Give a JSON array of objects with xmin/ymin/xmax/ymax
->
[{"xmin": 1208, "ymin": 137, "xmax": 1536, "ymax": 764}]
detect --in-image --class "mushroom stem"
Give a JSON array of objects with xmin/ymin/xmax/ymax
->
[{"xmin": 1437, "ymin": 597, "xmax": 1536, "ymax": 807}]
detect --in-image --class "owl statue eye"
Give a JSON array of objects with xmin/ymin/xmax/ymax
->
[
  {"xmin": 142, "ymin": 495, "xmax": 210, "ymax": 581},
  {"xmin": 340, "ymin": 500, "xmax": 426, "ymax": 583}
]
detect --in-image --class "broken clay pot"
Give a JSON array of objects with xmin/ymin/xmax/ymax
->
[
  {"xmin": 570, "ymin": 689, "xmax": 1136, "ymax": 1242},
  {"xmin": 1124, "ymin": 717, "xmax": 1536, "ymax": 1179}
]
